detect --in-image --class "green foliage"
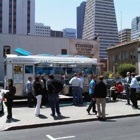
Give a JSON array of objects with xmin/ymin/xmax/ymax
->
[
  {"xmin": 103, "ymin": 71, "xmax": 114, "ymax": 79},
  {"xmin": 118, "ymin": 63, "xmax": 136, "ymax": 77}
]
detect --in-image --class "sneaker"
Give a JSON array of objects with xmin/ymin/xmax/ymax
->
[
  {"xmin": 57, "ymin": 113, "xmax": 61, "ymax": 116},
  {"xmin": 86, "ymin": 109, "xmax": 90, "ymax": 115}
]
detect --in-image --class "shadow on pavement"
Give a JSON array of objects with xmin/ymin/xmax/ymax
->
[
  {"xmin": 99, "ymin": 119, "xmax": 117, "ymax": 122},
  {"xmin": 53, "ymin": 115, "xmax": 70, "ymax": 120},
  {"xmin": 38, "ymin": 114, "xmax": 48, "ymax": 119},
  {"xmin": 6, "ymin": 118, "xmax": 20, "ymax": 123}
]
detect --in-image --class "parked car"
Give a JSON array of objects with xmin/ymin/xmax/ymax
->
[
  {"xmin": 104, "ymin": 78, "xmax": 114, "ymax": 89},
  {"xmin": 0, "ymin": 92, "xmax": 4, "ymax": 114}
]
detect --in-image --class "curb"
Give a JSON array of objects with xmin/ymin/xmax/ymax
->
[{"xmin": 3, "ymin": 113, "xmax": 140, "ymax": 131}]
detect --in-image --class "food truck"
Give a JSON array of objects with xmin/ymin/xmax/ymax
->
[{"xmin": 4, "ymin": 54, "xmax": 100, "ymax": 97}]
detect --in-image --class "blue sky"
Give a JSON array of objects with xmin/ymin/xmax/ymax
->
[{"xmin": 35, "ymin": 0, "xmax": 140, "ymax": 31}]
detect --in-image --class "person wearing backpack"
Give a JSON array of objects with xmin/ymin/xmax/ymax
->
[
  {"xmin": 47, "ymin": 74, "xmax": 63, "ymax": 117},
  {"xmin": 5, "ymin": 79, "xmax": 16, "ymax": 120}
]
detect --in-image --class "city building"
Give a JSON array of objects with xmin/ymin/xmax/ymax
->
[
  {"xmin": 131, "ymin": 16, "xmax": 140, "ymax": 40},
  {"xmin": 118, "ymin": 29, "xmax": 131, "ymax": 43},
  {"xmin": 51, "ymin": 30, "xmax": 63, "ymax": 38},
  {"xmin": 63, "ymin": 28, "xmax": 76, "ymax": 38},
  {"xmin": 0, "ymin": 0, "xmax": 35, "ymax": 35},
  {"xmin": 83, "ymin": 0, "xmax": 119, "ymax": 58},
  {"xmin": 77, "ymin": 1, "xmax": 86, "ymax": 39},
  {"xmin": 0, "ymin": 33, "xmax": 100, "ymax": 80},
  {"xmin": 107, "ymin": 40, "xmax": 140, "ymax": 75},
  {"xmin": 35, "ymin": 23, "xmax": 51, "ymax": 37}
]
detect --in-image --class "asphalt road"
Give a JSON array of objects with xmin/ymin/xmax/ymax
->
[{"xmin": 1, "ymin": 116, "xmax": 140, "ymax": 140}]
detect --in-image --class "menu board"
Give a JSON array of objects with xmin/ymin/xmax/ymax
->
[{"xmin": 14, "ymin": 74, "xmax": 23, "ymax": 83}]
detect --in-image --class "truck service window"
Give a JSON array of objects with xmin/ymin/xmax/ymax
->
[{"xmin": 25, "ymin": 66, "xmax": 33, "ymax": 74}]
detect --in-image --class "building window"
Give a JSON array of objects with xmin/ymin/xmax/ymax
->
[
  {"xmin": 61, "ymin": 49, "xmax": 67, "ymax": 54},
  {"xmin": 109, "ymin": 66, "xmax": 113, "ymax": 72},
  {"xmin": 130, "ymin": 52, "xmax": 133, "ymax": 59},
  {"xmin": 133, "ymin": 51, "xmax": 136, "ymax": 58},
  {"xmin": 3, "ymin": 46, "xmax": 10, "ymax": 57}
]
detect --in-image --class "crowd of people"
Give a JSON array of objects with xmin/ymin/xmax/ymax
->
[{"xmin": 2, "ymin": 71, "xmax": 139, "ymax": 121}]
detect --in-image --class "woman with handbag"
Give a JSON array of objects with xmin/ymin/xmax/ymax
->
[
  {"xmin": 34, "ymin": 76, "xmax": 42, "ymax": 117},
  {"xmin": 5, "ymin": 79, "xmax": 16, "ymax": 119}
]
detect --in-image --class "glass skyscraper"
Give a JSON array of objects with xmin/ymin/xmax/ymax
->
[
  {"xmin": 77, "ymin": 1, "xmax": 86, "ymax": 39},
  {"xmin": 131, "ymin": 16, "xmax": 140, "ymax": 40},
  {"xmin": 82, "ymin": 0, "xmax": 119, "ymax": 58}
]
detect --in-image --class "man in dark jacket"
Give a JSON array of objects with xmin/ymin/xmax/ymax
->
[
  {"xmin": 47, "ymin": 74, "xmax": 63, "ymax": 116},
  {"xmin": 94, "ymin": 75, "xmax": 107, "ymax": 121}
]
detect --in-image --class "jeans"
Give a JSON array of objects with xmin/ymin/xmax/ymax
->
[
  {"xmin": 130, "ymin": 88, "xmax": 137, "ymax": 107},
  {"xmin": 7, "ymin": 99, "xmax": 13, "ymax": 118},
  {"xmin": 35, "ymin": 95, "xmax": 42, "ymax": 115},
  {"xmin": 27, "ymin": 92, "xmax": 36, "ymax": 107},
  {"xmin": 41, "ymin": 89, "xmax": 47, "ymax": 106},
  {"xmin": 50, "ymin": 93, "xmax": 60, "ymax": 115},
  {"xmin": 72, "ymin": 86, "xmax": 80, "ymax": 105},
  {"xmin": 96, "ymin": 98, "xmax": 106, "ymax": 119},
  {"xmin": 87, "ymin": 94, "xmax": 96, "ymax": 112},
  {"xmin": 125, "ymin": 85, "xmax": 130, "ymax": 104},
  {"xmin": 79, "ymin": 88, "xmax": 83, "ymax": 104}
]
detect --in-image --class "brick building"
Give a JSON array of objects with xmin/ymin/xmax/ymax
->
[{"xmin": 107, "ymin": 39, "xmax": 140, "ymax": 75}]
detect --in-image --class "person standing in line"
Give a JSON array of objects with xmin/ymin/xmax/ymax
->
[
  {"xmin": 26, "ymin": 77, "xmax": 35, "ymax": 107},
  {"xmin": 78, "ymin": 72, "xmax": 84, "ymax": 105},
  {"xmin": 86, "ymin": 75, "xmax": 97, "ymax": 115},
  {"xmin": 130, "ymin": 73, "xmax": 138, "ymax": 109},
  {"xmin": 5, "ymin": 79, "xmax": 16, "ymax": 119},
  {"xmin": 94, "ymin": 76, "xmax": 107, "ymax": 121},
  {"xmin": 34, "ymin": 76, "xmax": 42, "ymax": 117},
  {"xmin": 125, "ymin": 72, "xmax": 131, "ymax": 105},
  {"xmin": 69, "ymin": 73, "xmax": 81, "ymax": 106},
  {"xmin": 47, "ymin": 74, "xmax": 63, "ymax": 117}
]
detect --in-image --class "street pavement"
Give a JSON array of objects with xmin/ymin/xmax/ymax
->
[
  {"xmin": 1, "ymin": 117, "xmax": 140, "ymax": 140},
  {"xmin": 0, "ymin": 98, "xmax": 140, "ymax": 131}
]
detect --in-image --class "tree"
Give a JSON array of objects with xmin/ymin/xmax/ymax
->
[{"xmin": 118, "ymin": 63, "xmax": 136, "ymax": 77}]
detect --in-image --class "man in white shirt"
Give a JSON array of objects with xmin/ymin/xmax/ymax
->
[
  {"xmin": 125, "ymin": 72, "xmax": 131, "ymax": 105},
  {"xmin": 69, "ymin": 73, "xmax": 81, "ymax": 106},
  {"xmin": 130, "ymin": 73, "xmax": 138, "ymax": 108}
]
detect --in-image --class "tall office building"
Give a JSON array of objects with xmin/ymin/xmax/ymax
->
[
  {"xmin": 131, "ymin": 16, "xmax": 140, "ymax": 40},
  {"xmin": 83, "ymin": 0, "xmax": 119, "ymax": 58},
  {"xmin": 77, "ymin": 1, "xmax": 86, "ymax": 39},
  {"xmin": 35, "ymin": 23, "xmax": 51, "ymax": 37},
  {"xmin": 0, "ymin": 0, "xmax": 35, "ymax": 35},
  {"xmin": 118, "ymin": 29, "xmax": 131, "ymax": 43}
]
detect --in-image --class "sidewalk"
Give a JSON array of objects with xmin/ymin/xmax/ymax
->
[{"xmin": 0, "ymin": 99, "xmax": 140, "ymax": 131}]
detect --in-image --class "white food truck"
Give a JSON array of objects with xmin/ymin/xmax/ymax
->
[{"xmin": 4, "ymin": 54, "xmax": 100, "ymax": 97}]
